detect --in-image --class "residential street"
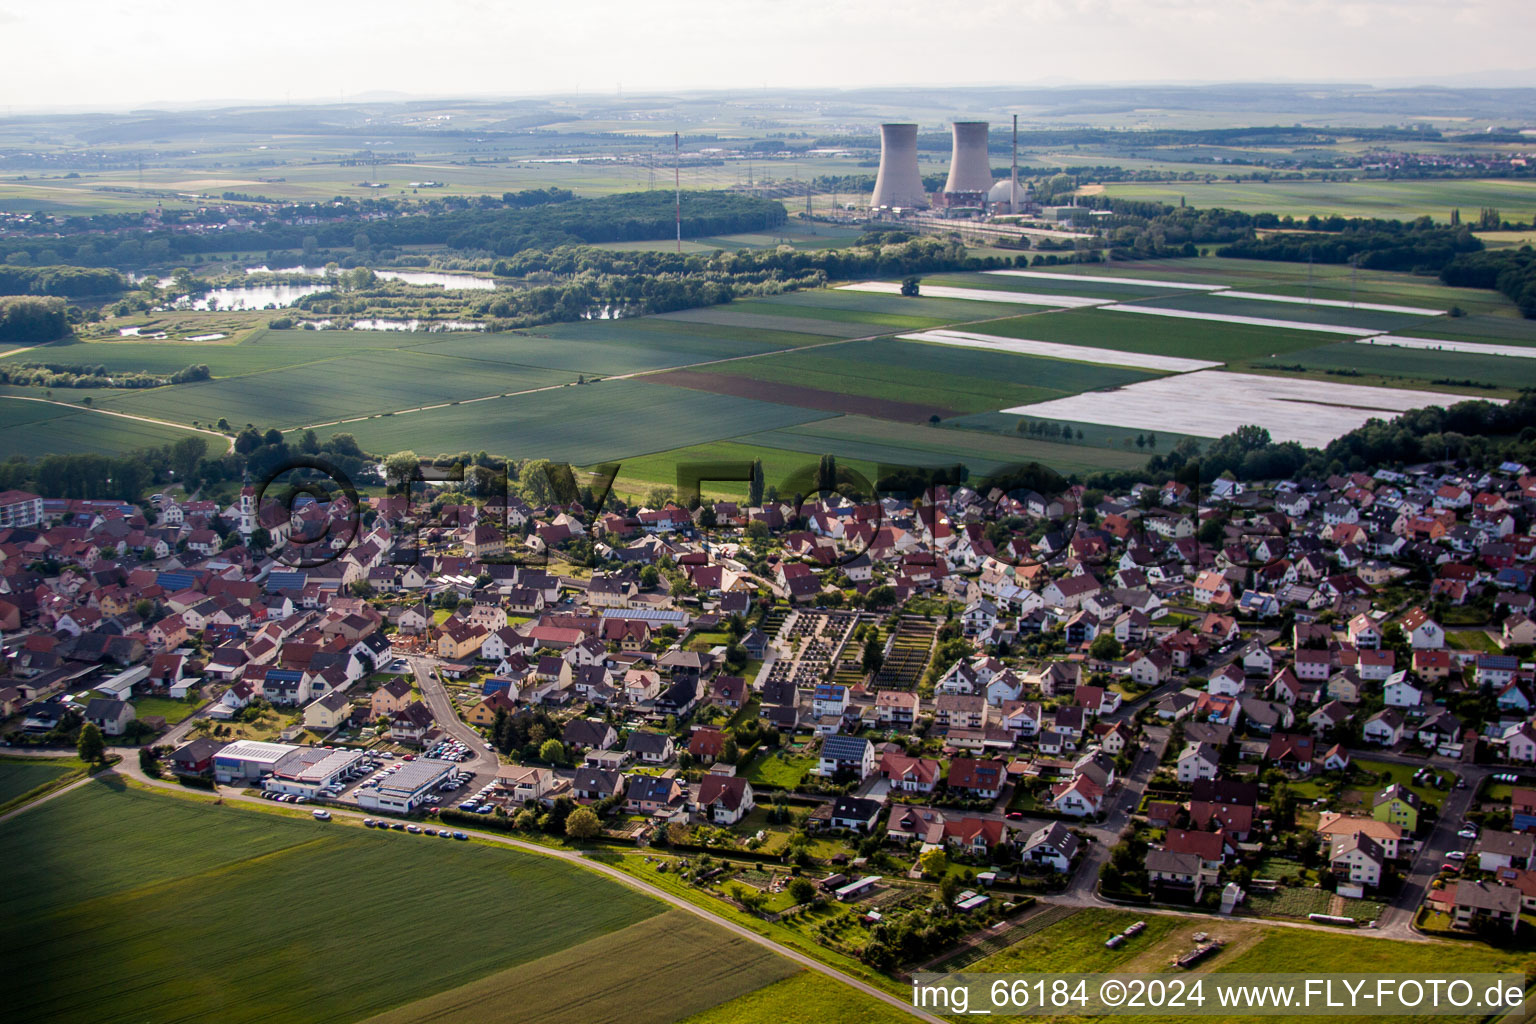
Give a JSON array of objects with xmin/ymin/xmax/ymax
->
[{"xmin": 410, "ymin": 655, "xmax": 500, "ymax": 776}]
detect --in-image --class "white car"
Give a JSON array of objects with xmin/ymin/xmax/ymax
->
[{"xmin": 1446, "ymin": 850, "xmax": 1467, "ymax": 861}]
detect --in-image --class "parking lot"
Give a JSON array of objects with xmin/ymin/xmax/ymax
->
[{"xmin": 258, "ymin": 738, "xmax": 494, "ymax": 813}]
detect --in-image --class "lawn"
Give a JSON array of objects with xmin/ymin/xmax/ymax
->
[
  {"xmin": 361, "ymin": 910, "xmax": 797, "ymax": 1024},
  {"xmin": 742, "ymin": 750, "xmax": 815, "ymax": 790},
  {"xmin": 1, "ymin": 780, "xmax": 663, "ymax": 1024},
  {"xmin": 130, "ymin": 695, "xmax": 203, "ymax": 725}
]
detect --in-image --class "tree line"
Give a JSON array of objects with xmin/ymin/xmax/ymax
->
[{"xmin": 1439, "ymin": 247, "xmax": 1536, "ymax": 318}]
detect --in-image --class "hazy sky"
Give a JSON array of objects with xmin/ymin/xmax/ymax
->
[{"xmin": 2, "ymin": 0, "xmax": 1533, "ymax": 111}]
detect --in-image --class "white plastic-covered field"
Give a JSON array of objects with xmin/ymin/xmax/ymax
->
[
  {"xmin": 1217, "ymin": 291, "xmax": 1445, "ymax": 316},
  {"xmin": 836, "ymin": 281, "xmax": 1107, "ymax": 308},
  {"xmin": 984, "ymin": 270, "xmax": 1226, "ymax": 291},
  {"xmin": 1099, "ymin": 303, "xmax": 1381, "ymax": 336},
  {"xmin": 900, "ymin": 329, "xmax": 1221, "ymax": 373},
  {"xmin": 1000, "ymin": 370, "xmax": 1494, "ymax": 447},
  {"xmin": 1356, "ymin": 336, "xmax": 1536, "ymax": 359}
]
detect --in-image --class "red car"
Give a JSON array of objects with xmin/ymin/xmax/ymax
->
[
  {"xmin": 1440, "ymin": 862, "xmax": 1461, "ymax": 874},
  {"xmin": 1006, "ymin": 811, "xmax": 1024, "ymax": 820}
]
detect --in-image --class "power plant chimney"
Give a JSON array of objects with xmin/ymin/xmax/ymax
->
[
  {"xmin": 870, "ymin": 123, "xmax": 927, "ymax": 209},
  {"xmin": 1011, "ymin": 114, "xmax": 1020, "ymax": 214},
  {"xmin": 943, "ymin": 121, "xmax": 993, "ymax": 195}
]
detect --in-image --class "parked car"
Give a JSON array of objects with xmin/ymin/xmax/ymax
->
[
  {"xmin": 312, "ymin": 809, "xmax": 331, "ymax": 821},
  {"xmin": 1447, "ymin": 850, "xmax": 1467, "ymax": 861}
]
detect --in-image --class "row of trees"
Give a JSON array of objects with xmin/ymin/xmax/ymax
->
[
  {"xmin": 0, "ymin": 362, "xmax": 209, "ymax": 389},
  {"xmin": 1440, "ymin": 246, "xmax": 1536, "ymax": 318}
]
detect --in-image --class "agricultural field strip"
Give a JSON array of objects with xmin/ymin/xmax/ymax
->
[
  {"xmin": 836, "ymin": 281, "xmax": 1108, "ymax": 308},
  {"xmin": 984, "ymin": 269, "xmax": 1227, "ymax": 291},
  {"xmin": 1001, "ymin": 370, "xmax": 1499, "ymax": 448},
  {"xmin": 1099, "ymin": 303, "xmax": 1383, "ymax": 336},
  {"xmin": 900, "ymin": 329, "xmax": 1222, "ymax": 373},
  {"xmin": 1217, "ymin": 290, "xmax": 1446, "ymax": 316},
  {"xmin": 1355, "ymin": 335, "xmax": 1536, "ymax": 360}
]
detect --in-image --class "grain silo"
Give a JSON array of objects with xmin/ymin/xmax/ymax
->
[
  {"xmin": 870, "ymin": 123, "xmax": 928, "ymax": 210},
  {"xmin": 943, "ymin": 121, "xmax": 994, "ymax": 197}
]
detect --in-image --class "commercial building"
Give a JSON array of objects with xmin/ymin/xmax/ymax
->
[
  {"xmin": 213, "ymin": 740, "xmax": 300, "ymax": 783},
  {"xmin": 265, "ymin": 747, "xmax": 366, "ymax": 797},
  {"xmin": 354, "ymin": 758, "xmax": 457, "ymax": 813}
]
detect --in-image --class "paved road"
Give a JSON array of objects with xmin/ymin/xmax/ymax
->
[
  {"xmin": 100, "ymin": 754, "xmax": 940, "ymax": 1024},
  {"xmin": 409, "ymin": 656, "xmax": 500, "ymax": 775}
]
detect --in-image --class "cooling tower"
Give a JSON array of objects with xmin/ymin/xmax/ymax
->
[
  {"xmin": 943, "ymin": 121, "xmax": 994, "ymax": 195},
  {"xmin": 870, "ymin": 123, "xmax": 928, "ymax": 209}
]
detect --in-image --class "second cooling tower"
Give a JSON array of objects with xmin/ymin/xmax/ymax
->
[
  {"xmin": 943, "ymin": 121, "xmax": 994, "ymax": 195},
  {"xmin": 870, "ymin": 123, "xmax": 928, "ymax": 209}
]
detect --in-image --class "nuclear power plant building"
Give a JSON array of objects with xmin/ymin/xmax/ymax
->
[{"xmin": 869, "ymin": 123, "xmax": 928, "ymax": 210}]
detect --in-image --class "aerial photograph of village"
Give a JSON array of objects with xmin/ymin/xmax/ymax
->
[{"xmin": 3, "ymin": 1, "xmax": 1536, "ymax": 1021}]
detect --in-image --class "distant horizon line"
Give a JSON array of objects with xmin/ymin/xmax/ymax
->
[{"xmin": 6, "ymin": 75, "xmax": 1536, "ymax": 120}]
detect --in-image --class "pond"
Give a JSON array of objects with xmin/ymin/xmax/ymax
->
[
  {"xmin": 186, "ymin": 283, "xmax": 328, "ymax": 310},
  {"xmin": 248, "ymin": 266, "xmax": 496, "ymax": 290},
  {"xmin": 346, "ymin": 318, "xmax": 485, "ymax": 332}
]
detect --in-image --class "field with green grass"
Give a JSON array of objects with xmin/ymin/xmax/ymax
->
[
  {"xmin": 1256, "ymin": 341, "xmax": 1536, "ymax": 391},
  {"xmin": 596, "ymin": 440, "xmax": 881, "ymax": 502},
  {"xmin": 673, "ymin": 971, "xmax": 916, "ymax": 1024},
  {"xmin": 967, "ymin": 307, "xmax": 1330, "ymax": 363},
  {"xmin": 2, "ymin": 781, "xmax": 667, "ymax": 1024},
  {"xmin": 672, "ymin": 337, "xmax": 1162, "ymax": 416},
  {"xmin": 0, "ymin": 396, "xmax": 213, "ymax": 458},
  {"xmin": 98, "ymin": 350, "xmax": 577, "ymax": 429},
  {"xmin": 0, "ymin": 758, "xmax": 78, "ymax": 811},
  {"xmin": 742, "ymin": 750, "xmax": 816, "ymax": 790},
  {"xmin": 1119, "ymin": 291, "xmax": 1438, "ymax": 332},
  {"xmin": 1096, "ymin": 178, "xmax": 1536, "ymax": 221},
  {"xmin": 311, "ymin": 379, "xmax": 833, "ymax": 464},
  {"xmin": 361, "ymin": 910, "xmax": 799, "ymax": 1024},
  {"xmin": 129, "ymin": 695, "xmax": 203, "ymax": 725},
  {"xmin": 743, "ymin": 414, "xmax": 1153, "ymax": 477}
]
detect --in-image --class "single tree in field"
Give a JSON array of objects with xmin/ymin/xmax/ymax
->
[
  {"xmin": 900, "ymin": 276, "xmax": 921, "ymax": 297},
  {"xmin": 788, "ymin": 877, "xmax": 816, "ymax": 905},
  {"xmin": 77, "ymin": 722, "xmax": 106, "ymax": 764},
  {"xmin": 564, "ymin": 805, "xmax": 602, "ymax": 840}
]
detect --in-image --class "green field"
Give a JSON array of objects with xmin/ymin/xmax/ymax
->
[
  {"xmin": 1096, "ymin": 178, "xmax": 1536, "ymax": 222},
  {"xmin": 743, "ymin": 414, "xmax": 1154, "ymax": 477},
  {"xmin": 3, "ymin": 781, "xmax": 665, "ymax": 1024},
  {"xmin": 311, "ymin": 379, "xmax": 833, "ymax": 464},
  {"xmin": 598, "ymin": 440, "xmax": 880, "ymax": 502},
  {"xmin": 1256, "ymin": 341, "xmax": 1536, "ymax": 391},
  {"xmin": 0, "ymin": 759, "xmax": 75, "ymax": 809},
  {"xmin": 943, "ymin": 411, "xmax": 1215, "ymax": 447},
  {"xmin": 966, "ymin": 307, "xmax": 1331, "ymax": 363},
  {"xmin": 0, "ymin": 396, "xmax": 213, "ymax": 458},
  {"xmin": 971, "ymin": 907, "xmax": 1534, "ymax": 1024},
  {"xmin": 98, "ymin": 350, "xmax": 577, "ymax": 429},
  {"xmin": 673, "ymin": 337, "xmax": 1162, "ymax": 416},
  {"xmin": 362, "ymin": 910, "xmax": 799, "ymax": 1024},
  {"xmin": 673, "ymin": 971, "xmax": 916, "ymax": 1024},
  {"xmin": 1120, "ymin": 291, "xmax": 1436, "ymax": 333}
]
